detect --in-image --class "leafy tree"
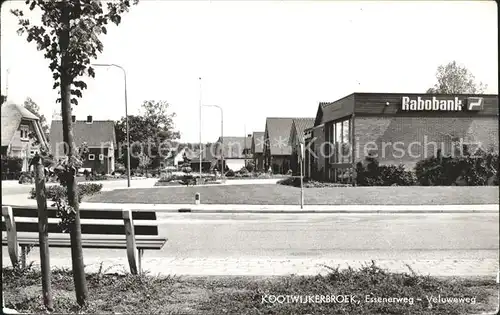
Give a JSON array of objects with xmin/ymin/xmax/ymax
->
[
  {"xmin": 115, "ymin": 100, "xmax": 180, "ymax": 169},
  {"xmin": 137, "ymin": 152, "xmax": 151, "ymax": 175},
  {"xmin": 1, "ymin": 94, "xmax": 6, "ymax": 104},
  {"xmin": 24, "ymin": 97, "xmax": 50, "ymax": 141},
  {"xmin": 427, "ymin": 61, "xmax": 487, "ymax": 94},
  {"xmin": 11, "ymin": 0, "xmax": 138, "ymax": 307},
  {"xmin": 245, "ymin": 160, "xmax": 255, "ymax": 173}
]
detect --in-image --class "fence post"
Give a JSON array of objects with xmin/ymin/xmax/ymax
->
[
  {"xmin": 122, "ymin": 209, "xmax": 139, "ymax": 275},
  {"xmin": 2, "ymin": 206, "xmax": 19, "ymax": 268},
  {"xmin": 33, "ymin": 154, "xmax": 53, "ymax": 311}
]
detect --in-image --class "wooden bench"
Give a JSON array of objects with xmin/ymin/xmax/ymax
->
[{"xmin": 1, "ymin": 205, "xmax": 167, "ymax": 275}]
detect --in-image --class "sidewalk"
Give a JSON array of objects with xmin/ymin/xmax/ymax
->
[
  {"xmin": 7, "ymin": 256, "xmax": 499, "ymax": 278},
  {"xmin": 2, "ymin": 194, "xmax": 498, "ymax": 213}
]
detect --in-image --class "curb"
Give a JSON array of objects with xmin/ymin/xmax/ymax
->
[
  {"xmin": 2, "ymin": 199, "xmax": 498, "ymax": 214},
  {"xmin": 173, "ymin": 208, "xmax": 499, "ymax": 214}
]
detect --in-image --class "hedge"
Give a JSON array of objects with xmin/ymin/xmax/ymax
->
[
  {"xmin": 415, "ymin": 150, "xmax": 498, "ymax": 186},
  {"xmin": 29, "ymin": 183, "xmax": 103, "ymax": 202},
  {"xmin": 355, "ymin": 156, "xmax": 417, "ymax": 186}
]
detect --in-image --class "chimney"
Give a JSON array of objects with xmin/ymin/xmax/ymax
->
[
  {"xmin": 86, "ymin": 115, "xmax": 93, "ymax": 124},
  {"xmin": 71, "ymin": 115, "xmax": 76, "ymax": 123}
]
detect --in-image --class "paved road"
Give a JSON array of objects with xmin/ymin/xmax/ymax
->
[{"xmin": 3, "ymin": 212, "xmax": 498, "ymax": 277}]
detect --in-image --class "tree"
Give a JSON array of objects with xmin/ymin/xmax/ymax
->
[
  {"xmin": 24, "ymin": 97, "xmax": 50, "ymax": 141},
  {"xmin": 12, "ymin": 0, "xmax": 138, "ymax": 307},
  {"xmin": 137, "ymin": 152, "xmax": 151, "ymax": 175},
  {"xmin": 1, "ymin": 94, "xmax": 6, "ymax": 104},
  {"xmin": 427, "ymin": 61, "xmax": 487, "ymax": 94},
  {"xmin": 114, "ymin": 100, "xmax": 180, "ymax": 170}
]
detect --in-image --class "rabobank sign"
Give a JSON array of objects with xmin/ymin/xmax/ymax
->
[{"xmin": 401, "ymin": 96, "xmax": 463, "ymax": 111}]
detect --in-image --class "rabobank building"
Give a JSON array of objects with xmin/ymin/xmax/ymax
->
[{"xmin": 303, "ymin": 93, "xmax": 499, "ymax": 182}]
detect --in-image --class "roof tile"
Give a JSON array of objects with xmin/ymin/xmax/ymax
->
[{"xmin": 49, "ymin": 120, "xmax": 116, "ymax": 153}]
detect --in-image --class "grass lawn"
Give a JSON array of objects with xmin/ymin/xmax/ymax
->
[
  {"xmin": 3, "ymin": 263, "xmax": 498, "ymax": 315},
  {"xmin": 85, "ymin": 185, "xmax": 500, "ymax": 205}
]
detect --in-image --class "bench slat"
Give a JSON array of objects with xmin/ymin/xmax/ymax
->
[
  {"xmin": 10, "ymin": 207, "xmax": 157, "ymax": 220},
  {"xmin": 5, "ymin": 217, "xmax": 160, "ymax": 226},
  {"xmin": 2, "ymin": 222, "xmax": 158, "ymax": 236},
  {"xmin": 3, "ymin": 235, "xmax": 167, "ymax": 250}
]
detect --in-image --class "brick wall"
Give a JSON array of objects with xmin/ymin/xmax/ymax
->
[
  {"xmin": 354, "ymin": 116, "xmax": 499, "ymax": 169},
  {"xmin": 83, "ymin": 147, "xmax": 110, "ymax": 174}
]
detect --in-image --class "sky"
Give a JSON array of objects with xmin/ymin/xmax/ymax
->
[{"xmin": 1, "ymin": 0, "xmax": 498, "ymax": 143}]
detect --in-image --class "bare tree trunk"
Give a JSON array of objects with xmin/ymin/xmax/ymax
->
[
  {"xmin": 34, "ymin": 155, "xmax": 53, "ymax": 311},
  {"xmin": 60, "ymin": 4, "xmax": 88, "ymax": 306}
]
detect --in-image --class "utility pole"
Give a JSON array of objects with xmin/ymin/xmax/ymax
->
[
  {"xmin": 91, "ymin": 63, "xmax": 131, "ymax": 187},
  {"xmin": 199, "ymin": 77, "xmax": 202, "ymax": 180},
  {"xmin": 244, "ymin": 124, "xmax": 247, "ymax": 166},
  {"xmin": 5, "ymin": 68, "xmax": 10, "ymax": 102}
]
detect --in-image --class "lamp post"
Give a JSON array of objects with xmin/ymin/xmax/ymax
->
[
  {"xmin": 203, "ymin": 105, "xmax": 224, "ymax": 179},
  {"xmin": 199, "ymin": 78, "xmax": 202, "ymax": 180},
  {"xmin": 91, "ymin": 63, "xmax": 131, "ymax": 187}
]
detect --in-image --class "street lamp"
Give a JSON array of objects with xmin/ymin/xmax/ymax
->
[
  {"xmin": 203, "ymin": 105, "xmax": 224, "ymax": 179},
  {"xmin": 91, "ymin": 63, "xmax": 131, "ymax": 187},
  {"xmin": 4, "ymin": 68, "xmax": 10, "ymax": 102}
]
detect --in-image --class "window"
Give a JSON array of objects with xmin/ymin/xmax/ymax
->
[
  {"xmin": 20, "ymin": 126, "xmax": 29, "ymax": 140},
  {"xmin": 99, "ymin": 154, "xmax": 104, "ymax": 161},
  {"xmin": 327, "ymin": 117, "xmax": 352, "ymax": 167},
  {"xmin": 88, "ymin": 154, "xmax": 95, "ymax": 160},
  {"xmin": 341, "ymin": 119, "xmax": 350, "ymax": 163}
]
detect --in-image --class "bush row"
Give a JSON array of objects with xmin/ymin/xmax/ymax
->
[
  {"xmin": 355, "ymin": 150, "xmax": 498, "ymax": 186},
  {"xmin": 356, "ymin": 157, "xmax": 417, "ymax": 186},
  {"xmin": 29, "ymin": 183, "xmax": 103, "ymax": 202},
  {"xmin": 278, "ymin": 177, "xmax": 351, "ymax": 188}
]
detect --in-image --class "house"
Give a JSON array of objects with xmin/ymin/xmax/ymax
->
[
  {"xmin": 1, "ymin": 102, "xmax": 49, "ymax": 172},
  {"xmin": 308, "ymin": 92, "xmax": 499, "ymax": 183},
  {"xmin": 289, "ymin": 118, "xmax": 315, "ymax": 175},
  {"xmin": 251, "ymin": 131, "xmax": 265, "ymax": 171},
  {"xmin": 213, "ymin": 135, "xmax": 252, "ymax": 172},
  {"xmin": 264, "ymin": 117, "xmax": 310, "ymax": 174},
  {"xmin": 50, "ymin": 115, "xmax": 116, "ymax": 174},
  {"xmin": 163, "ymin": 147, "xmax": 188, "ymax": 168},
  {"xmin": 187, "ymin": 144, "xmax": 218, "ymax": 173}
]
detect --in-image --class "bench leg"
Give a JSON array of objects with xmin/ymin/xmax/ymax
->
[
  {"xmin": 20, "ymin": 245, "xmax": 30, "ymax": 269},
  {"xmin": 138, "ymin": 249, "xmax": 144, "ymax": 275}
]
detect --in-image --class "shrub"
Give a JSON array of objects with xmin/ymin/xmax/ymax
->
[
  {"xmin": 18, "ymin": 172, "xmax": 34, "ymax": 184},
  {"xmin": 415, "ymin": 149, "xmax": 498, "ymax": 186},
  {"xmin": 245, "ymin": 161, "xmax": 255, "ymax": 173},
  {"xmin": 277, "ymin": 177, "xmax": 351, "ymax": 188},
  {"xmin": 356, "ymin": 156, "xmax": 416, "ymax": 186},
  {"xmin": 225, "ymin": 169, "xmax": 235, "ymax": 177},
  {"xmin": 78, "ymin": 183, "xmax": 103, "ymax": 197},
  {"xmin": 239, "ymin": 167, "xmax": 249, "ymax": 174},
  {"xmin": 277, "ymin": 177, "xmax": 301, "ymax": 187},
  {"xmin": 88, "ymin": 175, "xmax": 108, "ymax": 181},
  {"xmin": 29, "ymin": 183, "xmax": 103, "ymax": 202},
  {"xmin": 1, "ymin": 156, "xmax": 23, "ymax": 173}
]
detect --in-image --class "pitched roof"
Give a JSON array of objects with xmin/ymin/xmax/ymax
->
[
  {"xmin": 215, "ymin": 136, "xmax": 252, "ymax": 159},
  {"xmin": 291, "ymin": 118, "xmax": 315, "ymax": 144},
  {"xmin": 252, "ymin": 131, "xmax": 264, "ymax": 153},
  {"xmin": 265, "ymin": 117, "xmax": 302, "ymax": 155},
  {"xmin": 49, "ymin": 120, "xmax": 116, "ymax": 153},
  {"xmin": 1, "ymin": 102, "xmax": 42, "ymax": 147},
  {"xmin": 183, "ymin": 144, "xmax": 217, "ymax": 162}
]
